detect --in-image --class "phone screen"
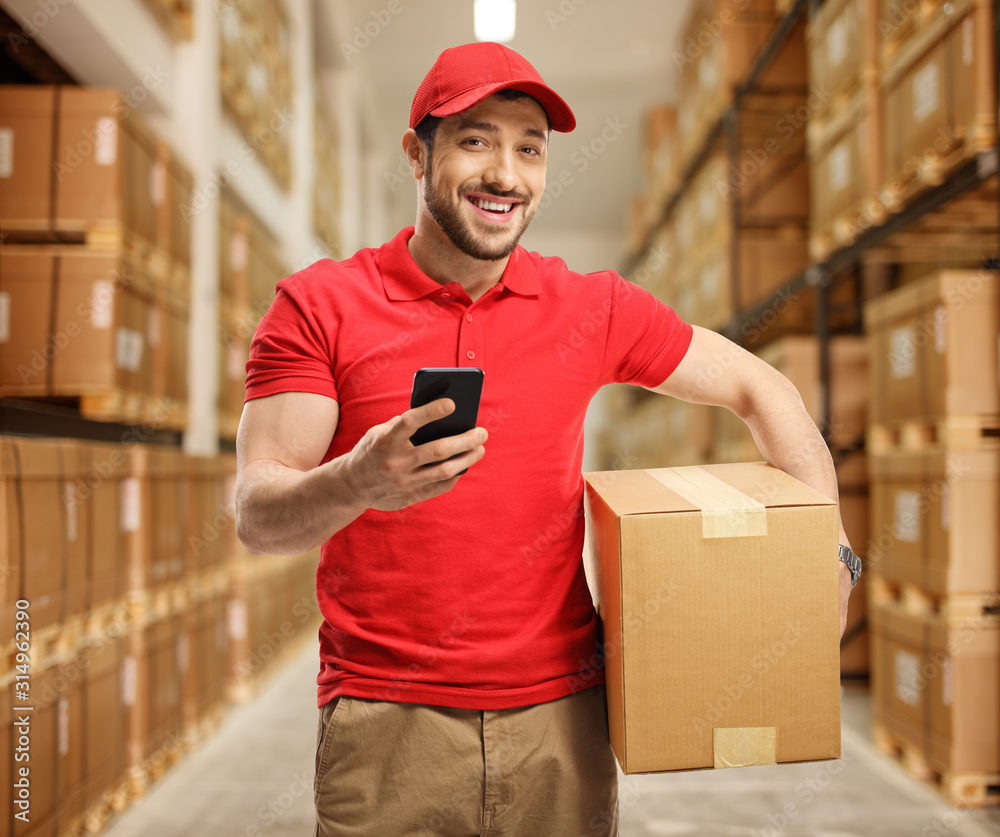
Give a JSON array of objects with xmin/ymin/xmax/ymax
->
[{"xmin": 409, "ymin": 368, "xmax": 484, "ymax": 464}]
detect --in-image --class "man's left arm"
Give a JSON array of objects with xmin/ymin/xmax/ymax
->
[{"xmin": 648, "ymin": 325, "xmax": 856, "ymax": 637}]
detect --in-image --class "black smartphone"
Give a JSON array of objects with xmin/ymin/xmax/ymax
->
[{"xmin": 409, "ymin": 367, "xmax": 485, "ymax": 472}]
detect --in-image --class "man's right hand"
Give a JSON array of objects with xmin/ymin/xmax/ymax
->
[{"xmin": 344, "ymin": 397, "xmax": 488, "ymax": 512}]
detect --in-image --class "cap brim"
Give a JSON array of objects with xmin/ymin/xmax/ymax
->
[{"xmin": 429, "ymin": 80, "xmax": 576, "ymax": 132}]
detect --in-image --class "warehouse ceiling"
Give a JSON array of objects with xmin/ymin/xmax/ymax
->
[{"xmin": 316, "ymin": 0, "xmax": 691, "ymax": 249}]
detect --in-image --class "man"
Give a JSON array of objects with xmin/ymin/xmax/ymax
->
[{"xmin": 236, "ymin": 42, "xmax": 861, "ymax": 837}]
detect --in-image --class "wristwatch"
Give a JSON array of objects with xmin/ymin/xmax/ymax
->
[{"xmin": 838, "ymin": 544, "xmax": 862, "ymax": 589}]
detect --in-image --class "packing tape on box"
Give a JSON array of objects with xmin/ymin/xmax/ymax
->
[
  {"xmin": 646, "ymin": 466, "xmax": 767, "ymax": 538},
  {"xmin": 713, "ymin": 727, "xmax": 776, "ymax": 769}
]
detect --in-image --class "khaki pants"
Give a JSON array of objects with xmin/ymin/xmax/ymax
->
[{"xmin": 313, "ymin": 685, "xmax": 619, "ymax": 836}]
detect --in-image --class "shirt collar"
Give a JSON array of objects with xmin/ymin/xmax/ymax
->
[{"xmin": 379, "ymin": 227, "xmax": 542, "ymax": 301}]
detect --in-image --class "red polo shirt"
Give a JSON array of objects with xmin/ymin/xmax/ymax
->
[{"xmin": 245, "ymin": 227, "xmax": 692, "ymax": 710}]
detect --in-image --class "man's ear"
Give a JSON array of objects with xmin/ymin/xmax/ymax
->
[{"xmin": 402, "ymin": 129, "xmax": 427, "ymax": 180}]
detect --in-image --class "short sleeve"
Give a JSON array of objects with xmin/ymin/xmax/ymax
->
[
  {"xmin": 244, "ymin": 281, "xmax": 338, "ymax": 403},
  {"xmin": 599, "ymin": 271, "xmax": 693, "ymax": 388}
]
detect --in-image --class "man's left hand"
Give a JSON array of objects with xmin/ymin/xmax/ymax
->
[{"xmin": 839, "ymin": 562, "xmax": 852, "ymax": 639}]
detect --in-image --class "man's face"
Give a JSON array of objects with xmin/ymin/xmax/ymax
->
[{"xmin": 421, "ymin": 94, "xmax": 548, "ymax": 261}]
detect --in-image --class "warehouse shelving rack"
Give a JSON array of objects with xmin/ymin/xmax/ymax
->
[{"xmin": 623, "ymin": 0, "xmax": 1000, "ymax": 448}]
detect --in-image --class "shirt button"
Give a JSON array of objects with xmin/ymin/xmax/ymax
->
[
  {"xmin": 441, "ymin": 292, "xmax": 451, "ymax": 298},
  {"xmin": 466, "ymin": 350, "xmax": 476, "ymax": 360},
  {"xmin": 466, "ymin": 314, "xmax": 473, "ymax": 323}
]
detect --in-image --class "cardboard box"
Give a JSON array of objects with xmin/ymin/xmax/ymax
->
[
  {"xmin": 0, "ymin": 247, "xmax": 57, "ymax": 397},
  {"xmin": 806, "ymin": 0, "xmax": 868, "ymax": 111},
  {"xmin": 870, "ymin": 599, "xmax": 1000, "ymax": 775},
  {"xmin": 869, "ymin": 447, "xmax": 1000, "ymax": 595},
  {"xmin": 0, "ymin": 85, "xmax": 57, "ymax": 235},
  {"xmin": 83, "ymin": 635, "xmax": 128, "ymax": 814},
  {"xmin": 866, "ymin": 268, "xmax": 999, "ymax": 424},
  {"xmin": 79, "ymin": 442, "xmax": 128, "ymax": 611},
  {"xmin": 880, "ymin": 0, "xmax": 995, "ymax": 205},
  {"xmin": 40, "ymin": 248, "xmax": 152, "ymax": 397},
  {"xmin": 583, "ymin": 462, "xmax": 841, "ymax": 773},
  {"xmin": 124, "ymin": 446, "xmax": 187, "ymax": 594},
  {"xmin": 4, "ymin": 438, "xmax": 65, "ymax": 633}
]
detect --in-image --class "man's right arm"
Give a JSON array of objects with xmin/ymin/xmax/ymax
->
[{"xmin": 235, "ymin": 391, "xmax": 487, "ymax": 556}]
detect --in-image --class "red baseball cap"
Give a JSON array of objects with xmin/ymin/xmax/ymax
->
[{"xmin": 410, "ymin": 42, "xmax": 576, "ymax": 133}]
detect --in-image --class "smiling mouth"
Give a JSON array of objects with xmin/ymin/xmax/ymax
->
[{"xmin": 466, "ymin": 194, "xmax": 519, "ymax": 214}]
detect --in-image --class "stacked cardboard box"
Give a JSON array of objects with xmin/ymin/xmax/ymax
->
[
  {"xmin": 1, "ymin": 437, "xmax": 322, "ymax": 832},
  {"xmin": 0, "ymin": 86, "xmax": 192, "ymax": 430},
  {"xmin": 806, "ymin": 0, "xmax": 884, "ymax": 259},
  {"xmin": 217, "ymin": 190, "xmax": 286, "ymax": 440},
  {"xmin": 676, "ymin": 1, "xmax": 807, "ymax": 167},
  {"xmin": 878, "ymin": 0, "xmax": 996, "ymax": 213},
  {"xmin": 219, "ymin": 0, "xmax": 293, "ymax": 190},
  {"xmin": 865, "ymin": 267, "xmax": 1000, "ymax": 806}
]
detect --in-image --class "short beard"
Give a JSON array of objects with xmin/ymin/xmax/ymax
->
[{"xmin": 422, "ymin": 168, "xmax": 533, "ymax": 262}]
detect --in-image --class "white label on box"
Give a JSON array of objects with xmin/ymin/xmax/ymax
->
[
  {"xmin": 95, "ymin": 117, "xmax": 118, "ymax": 166},
  {"xmin": 827, "ymin": 15, "xmax": 847, "ymax": 68},
  {"xmin": 151, "ymin": 160, "xmax": 166, "ymax": 206},
  {"xmin": 962, "ymin": 17, "xmax": 974, "ymax": 66},
  {"xmin": 228, "ymin": 341, "xmax": 246, "ymax": 381},
  {"xmin": 830, "ymin": 141, "xmax": 850, "ymax": 192},
  {"xmin": 248, "ymin": 62, "xmax": 268, "ymax": 99},
  {"xmin": 222, "ymin": 5, "xmax": 240, "ymax": 41},
  {"xmin": 912, "ymin": 62, "xmax": 940, "ymax": 123},
  {"xmin": 889, "ymin": 326, "xmax": 916, "ymax": 378},
  {"xmin": 230, "ymin": 232, "xmax": 248, "ymax": 271},
  {"xmin": 148, "ymin": 306, "xmax": 161, "ymax": 349},
  {"xmin": 934, "ymin": 305, "xmax": 946, "ymax": 354},
  {"xmin": 0, "ymin": 128, "xmax": 13, "ymax": 178},
  {"xmin": 120, "ymin": 477, "xmax": 141, "ymax": 532},
  {"xmin": 941, "ymin": 482, "xmax": 951, "ymax": 531},
  {"xmin": 942, "ymin": 657, "xmax": 952, "ymax": 707},
  {"xmin": 699, "ymin": 52, "xmax": 717, "ymax": 91},
  {"xmin": 895, "ymin": 650, "xmax": 922, "ymax": 706},
  {"xmin": 58, "ymin": 697, "xmax": 69, "ymax": 756},
  {"xmin": 64, "ymin": 481, "xmax": 78, "ymax": 542},
  {"xmin": 228, "ymin": 599, "xmax": 248, "ymax": 641},
  {"xmin": 700, "ymin": 185, "xmax": 714, "ymax": 221},
  {"xmin": 177, "ymin": 633, "xmax": 190, "ymax": 674},
  {"xmin": 91, "ymin": 280, "xmax": 114, "ymax": 329},
  {"xmin": 122, "ymin": 655, "xmax": 137, "ymax": 707},
  {"xmin": 115, "ymin": 327, "xmax": 144, "ymax": 372},
  {"xmin": 0, "ymin": 291, "xmax": 10, "ymax": 343},
  {"xmin": 895, "ymin": 490, "xmax": 920, "ymax": 542}
]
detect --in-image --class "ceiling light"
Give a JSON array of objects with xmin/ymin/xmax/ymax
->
[{"xmin": 474, "ymin": 0, "xmax": 516, "ymax": 43}]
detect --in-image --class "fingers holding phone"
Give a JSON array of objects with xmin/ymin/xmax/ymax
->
[{"xmin": 345, "ymin": 369, "xmax": 486, "ymax": 512}]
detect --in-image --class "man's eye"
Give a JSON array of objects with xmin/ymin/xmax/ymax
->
[{"xmin": 464, "ymin": 138, "xmax": 484, "ymax": 146}]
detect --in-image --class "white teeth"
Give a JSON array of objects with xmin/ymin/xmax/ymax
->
[{"xmin": 474, "ymin": 198, "xmax": 513, "ymax": 212}]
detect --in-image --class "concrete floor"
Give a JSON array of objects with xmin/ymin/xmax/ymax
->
[{"xmin": 104, "ymin": 642, "xmax": 1000, "ymax": 837}]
